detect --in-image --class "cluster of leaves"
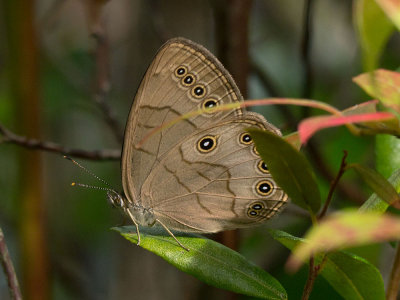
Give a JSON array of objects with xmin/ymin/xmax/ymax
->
[{"xmin": 115, "ymin": 1, "xmax": 400, "ymax": 299}]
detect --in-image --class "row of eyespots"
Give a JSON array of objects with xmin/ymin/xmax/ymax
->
[
  {"xmin": 174, "ymin": 65, "xmax": 219, "ymax": 112},
  {"xmin": 240, "ymin": 133, "xmax": 274, "ymax": 218},
  {"xmin": 195, "ymin": 133, "xmax": 274, "ymax": 218},
  {"xmin": 196, "ymin": 133, "xmax": 270, "ymax": 174},
  {"xmin": 239, "ymin": 133, "xmax": 270, "ymax": 174},
  {"xmin": 247, "ymin": 180, "xmax": 274, "ymax": 218}
]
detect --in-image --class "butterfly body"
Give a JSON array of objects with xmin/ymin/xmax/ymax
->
[
  {"xmin": 114, "ymin": 38, "xmax": 288, "ymax": 246},
  {"xmin": 129, "ymin": 205, "xmax": 156, "ymax": 227}
]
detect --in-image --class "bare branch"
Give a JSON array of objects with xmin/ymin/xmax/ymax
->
[
  {"xmin": 318, "ymin": 151, "xmax": 348, "ymax": 219},
  {"xmin": 0, "ymin": 228, "xmax": 22, "ymax": 300},
  {"xmin": 87, "ymin": 0, "xmax": 124, "ymax": 144},
  {"xmin": 0, "ymin": 123, "xmax": 120, "ymax": 161},
  {"xmin": 386, "ymin": 243, "xmax": 400, "ymax": 300}
]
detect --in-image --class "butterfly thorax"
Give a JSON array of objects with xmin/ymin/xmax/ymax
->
[{"xmin": 128, "ymin": 205, "xmax": 156, "ymax": 227}]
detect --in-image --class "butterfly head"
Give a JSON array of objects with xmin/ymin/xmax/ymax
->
[{"xmin": 106, "ymin": 190, "xmax": 128, "ymax": 208}]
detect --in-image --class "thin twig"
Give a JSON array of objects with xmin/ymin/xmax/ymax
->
[
  {"xmin": 0, "ymin": 228, "xmax": 22, "ymax": 300},
  {"xmin": 307, "ymin": 142, "xmax": 364, "ymax": 204},
  {"xmin": 0, "ymin": 123, "xmax": 120, "ymax": 160},
  {"xmin": 318, "ymin": 151, "xmax": 348, "ymax": 219},
  {"xmin": 386, "ymin": 242, "xmax": 400, "ymax": 300},
  {"xmin": 301, "ymin": 256, "xmax": 318, "ymax": 300},
  {"xmin": 87, "ymin": 1, "xmax": 124, "ymax": 144}
]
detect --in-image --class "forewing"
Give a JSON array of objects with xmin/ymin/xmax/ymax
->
[{"xmin": 122, "ymin": 38, "xmax": 245, "ymax": 204}]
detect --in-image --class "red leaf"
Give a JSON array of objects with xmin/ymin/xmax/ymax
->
[{"xmin": 299, "ymin": 112, "xmax": 396, "ymax": 143}]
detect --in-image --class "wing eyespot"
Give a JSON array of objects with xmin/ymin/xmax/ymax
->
[
  {"xmin": 239, "ymin": 132, "xmax": 252, "ymax": 145},
  {"xmin": 253, "ymin": 145, "xmax": 259, "ymax": 155},
  {"xmin": 191, "ymin": 84, "xmax": 206, "ymax": 99},
  {"xmin": 182, "ymin": 74, "xmax": 195, "ymax": 86},
  {"xmin": 255, "ymin": 180, "xmax": 274, "ymax": 196},
  {"xmin": 257, "ymin": 160, "xmax": 269, "ymax": 173},
  {"xmin": 247, "ymin": 201, "xmax": 265, "ymax": 218},
  {"xmin": 174, "ymin": 65, "xmax": 188, "ymax": 78},
  {"xmin": 202, "ymin": 98, "xmax": 218, "ymax": 111},
  {"xmin": 197, "ymin": 135, "xmax": 218, "ymax": 153}
]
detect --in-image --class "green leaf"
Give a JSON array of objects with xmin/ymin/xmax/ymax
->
[
  {"xmin": 376, "ymin": 135, "xmax": 400, "ymax": 178},
  {"xmin": 376, "ymin": 0, "xmax": 400, "ymax": 31},
  {"xmin": 360, "ymin": 169, "xmax": 400, "ymax": 213},
  {"xmin": 347, "ymin": 163, "xmax": 400, "ymax": 208},
  {"xmin": 248, "ymin": 128, "xmax": 321, "ymax": 214},
  {"xmin": 342, "ymin": 100, "xmax": 379, "ymax": 115},
  {"xmin": 269, "ymin": 229, "xmax": 385, "ymax": 300},
  {"xmin": 113, "ymin": 226, "xmax": 287, "ymax": 300},
  {"xmin": 354, "ymin": 0, "xmax": 394, "ymax": 70}
]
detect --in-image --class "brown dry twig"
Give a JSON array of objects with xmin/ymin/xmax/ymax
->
[
  {"xmin": 0, "ymin": 123, "xmax": 120, "ymax": 160},
  {"xmin": 318, "ymin": 150, "xmax": 349, "ymax": 219},
  {"xmin": 386, "ymin": 243, "xmax": 400, "ymax": 300},
  {"xmin": 0, "ymin": 227, "xmax": 22, "ymax": 300},
  {"xmin": 87, "ymin": 0, "xmax": 124, "ymax": 144}
]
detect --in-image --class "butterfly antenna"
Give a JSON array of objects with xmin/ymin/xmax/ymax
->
[
  {"xmin": 63, "ymin": 155, "xmax": 115, "ymax": 189},
  {"xmin": 71, "ymin": 182, "xmax": 115, "ymax": 193}
]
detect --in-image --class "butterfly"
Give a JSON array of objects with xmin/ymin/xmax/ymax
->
[{"xmin": 106, "ymin": 38, "xmax": 288, "ymax": 250}]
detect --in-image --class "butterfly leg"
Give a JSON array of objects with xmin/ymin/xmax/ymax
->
[
  {"xmin": 125, "ymin": 208, "xmax": 141, "ymax": 246},
  {"xmin": 156, "ymin": 219, "xmax": 189, "ymax": 251}
]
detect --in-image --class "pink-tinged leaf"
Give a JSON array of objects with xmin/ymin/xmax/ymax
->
[
  {"xmin": 298, "ymin": 112, "xmax": 398, "ymax": 143},
  {"xmin": 353, "ymin": 69, "xmax": 400, "ymax": 112},
  {"xmin": 376, "ymin": 0, "xmax": 400, "ymax": 30},
  {"xmin": 286, "ymin": 211, "xmax": 400, "ymax": 271},
  {"xmin": 270, "ymin": 229, "xmax": 386, "ymax": 300},
  {"xmin": 283, "ymin": 132, "xmax": 301, "ymax": 150}
]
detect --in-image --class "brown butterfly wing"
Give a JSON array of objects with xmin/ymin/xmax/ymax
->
[{"xmin": 140, "ymin": 116, "xmax": 288, "ymax": 232}]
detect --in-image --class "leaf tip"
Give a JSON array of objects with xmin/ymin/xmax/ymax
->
[{"xmin": 285, "ymin": 255, "xmax": 303, "ymax": 273}]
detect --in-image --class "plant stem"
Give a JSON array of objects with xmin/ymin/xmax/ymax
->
[
  {"xmin": 386, "ymin": 242, "xmax": 400, "ymax": 300},
  {"xmin": 318, "ymin": 151, "xmax": 348, "ymax": 219},
  {"xmin": 88, "ymin": 0, "xmax": 124, "ymax": 144},
  {"xmin": 301, "ymin": 256, "xmax": 318, "ymax": 300},
  {"xmin": 0, "ymin": 228, "xmax": 22, "ymax": 300}
]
